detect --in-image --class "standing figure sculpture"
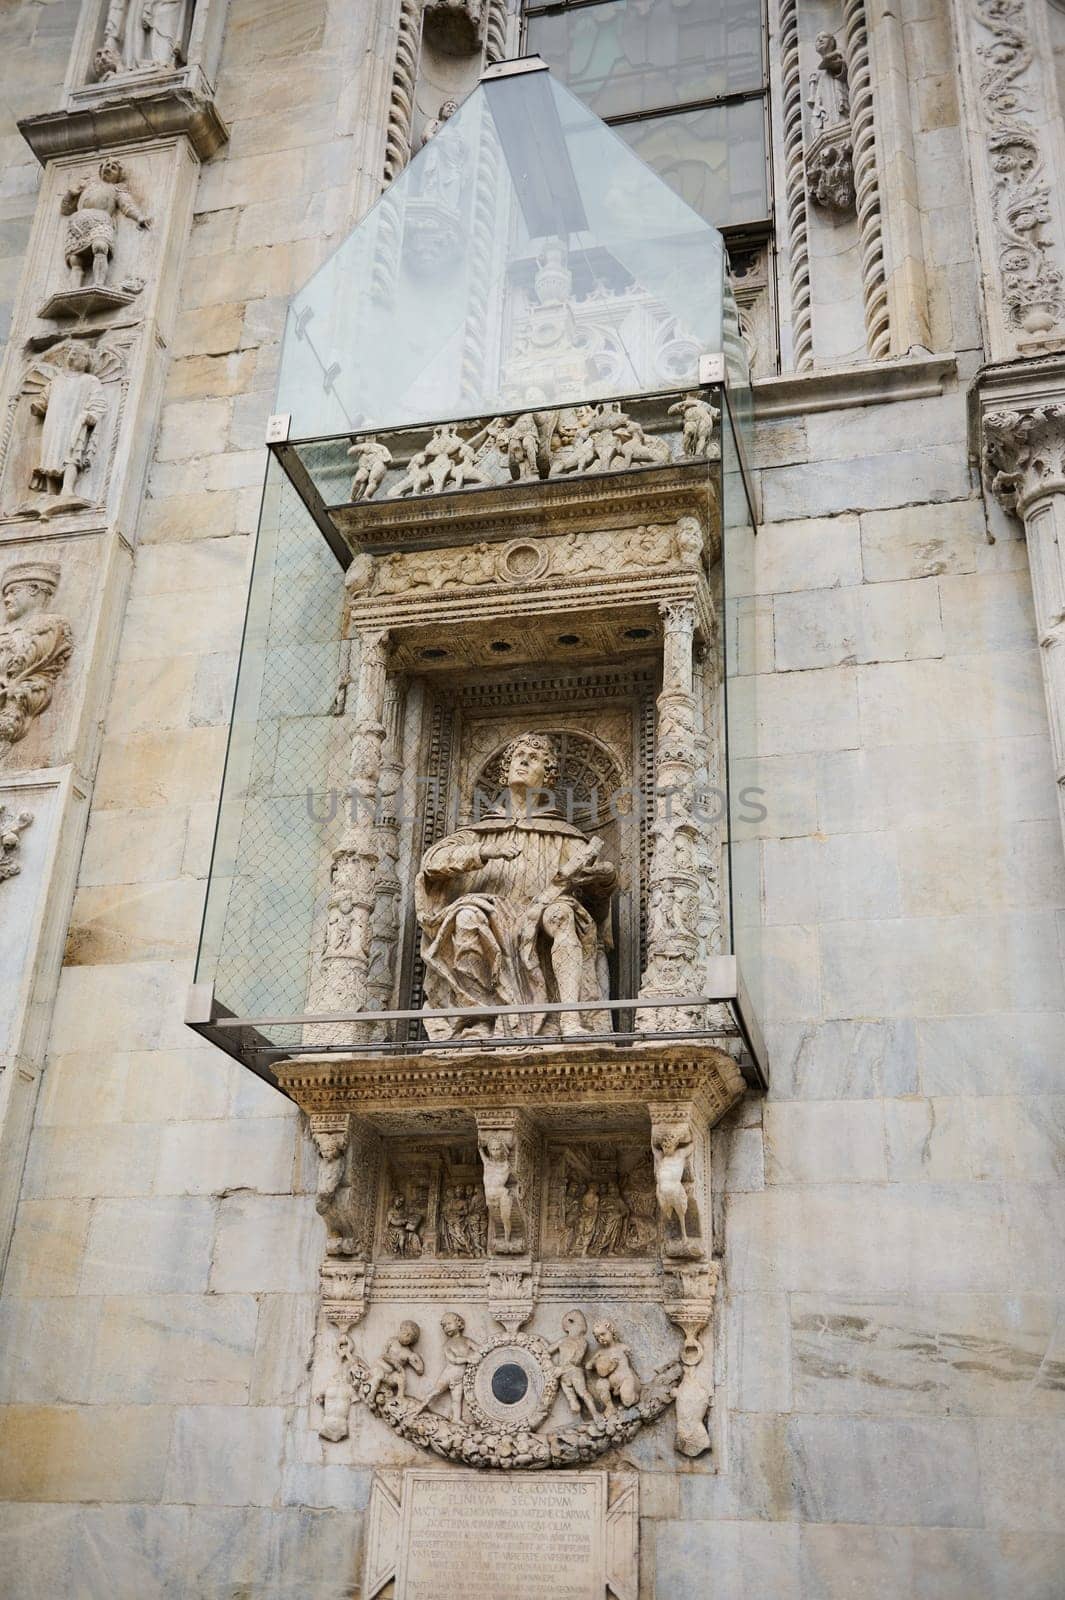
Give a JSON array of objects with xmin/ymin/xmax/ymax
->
[
  {"xmin": 0, "ymin": 562, "xmax": 74, "ymax": 753},
  {"xmin": 668, "ymin": 394, "xmax": 720, "ymax": 458},
  {"xmin": 96, "ymin": 0, "xmax": 190, "ymax": 78},
  {"xmin": 585, "ymin": 1321, "xmax": 642, "ymax": 1413},
  {"xmin": 415, "ymin": 732, "xmax": 617, "ymax": 1038},
  {"xmin": 808, "ymin": 32, "xmax": 850, "ymax": 132},
  {"xmin": 60, "ymin": 160, "xmax": 151, "ymax": 291},
  {"xmin": 347, "ymin": 436, "xmax": 392, "ymax": 502},
  {"xmin": 414, "ymin": 1312, "xmax": 479, "ymax": 1422},
  {"xmin": 478, "ymin": 1130, "xmax": 524, "ymax": 1253},
  {"xmin": 652, "ymin": 1120, "xmax": 703, "ymax": 1259},
  {"xmin": 311, "ymin": 1128, "xmax": 358, "ymax": 1257},
  {"xmin": 548, "ymin": 1310, "xmax": 600, "ymax": 1419},
  {"xmin": 28, "ymin": 346, "xmax": 107, "ymax": 508}
]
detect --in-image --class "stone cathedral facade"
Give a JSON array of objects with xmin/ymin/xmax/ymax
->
[{"xmin": 0, "ymin": 1, "xmax": 1064, "ymax": 1597}]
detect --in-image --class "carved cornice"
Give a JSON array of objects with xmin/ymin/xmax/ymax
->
[
  {"xmin": 19, "ymin": 75, "xmax": 228, "ymax": 164},
  {"xmin": 276, "ymin": 1041, "xmax": 746, "ymax": 1124}
]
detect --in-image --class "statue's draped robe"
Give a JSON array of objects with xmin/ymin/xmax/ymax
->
[
  {"xmin": 32, "ymin": 370, "xmax": 106, "ymax": 488},
  {"xmin": 415, "ymin": 810, "xmax": 614, "ymax": 1038}
]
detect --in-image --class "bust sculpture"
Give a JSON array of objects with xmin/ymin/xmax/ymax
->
[{"xmin": 415, "ymin": 732, "xmax": 617, "ymax": 1038}]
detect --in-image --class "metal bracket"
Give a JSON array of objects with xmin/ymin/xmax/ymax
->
[
  {"xmin": 265, "ymin": 412, "xmax": 291, "ymax": 444},
  {"xmin": 698, "ymin": 353, "xmax": 726, "ymax": 386},
  {"xmin": 480, "ymin": 54, "xmax": 549, "ymax": 82}
]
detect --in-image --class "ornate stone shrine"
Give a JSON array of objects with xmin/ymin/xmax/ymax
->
[{"xmin": 189, "ymin": 60, "xmax": 766, "ymax": 1597}]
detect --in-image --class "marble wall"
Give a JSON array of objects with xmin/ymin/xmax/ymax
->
[{"xmin": 0, "ymin": 0, "xmax": 1062, "ymax": 1597}]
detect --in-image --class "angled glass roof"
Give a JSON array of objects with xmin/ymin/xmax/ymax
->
[{"xmin": 276, "ymin": 62, "xmax": 739, "ymax": 438}]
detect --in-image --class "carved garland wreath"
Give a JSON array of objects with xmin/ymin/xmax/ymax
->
[{"xmin": 341, "ymin": 1337, "xmax": 683, "ymax": 1471}]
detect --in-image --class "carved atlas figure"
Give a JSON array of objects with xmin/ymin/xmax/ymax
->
[
  {"xmin": 652, "ymin": 1119, "xmax": 703, "ymax": 1259},
  {"xmin": 415, "ymin": 731, "xmax": 617, "ymax": 1038}
]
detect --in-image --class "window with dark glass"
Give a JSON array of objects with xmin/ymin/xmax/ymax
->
[{"xmin": 522, "ymin": 0, "xmax": 770, "ymax": 235}]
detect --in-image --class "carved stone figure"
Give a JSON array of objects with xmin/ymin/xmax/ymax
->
[
  {"xmin": 415, "ymin": 732, "xmax": 617, "ymax": 1039},
  {"xmin": 316, "ymin": 1373, "xmax": 353, "ymax": 1442},
  {"xmin": 548, "ymin": 1310, "xmax": 600, "ymax": 1420},
  {"xmin": 805, "ymin": 31, "xmax": 855, "ymax": 211},
  {"xmin": 421, "ymin": 97, "xmax": 460, "ymax": 149},
  {"xmin": 60, "ymin": 160, "xmax": 151, "ymax": 291},
  {"xmin": 0, "ymin": 562, "xmax": 74, "ymax": 754},
  {"xmin": 492, "ymin": 412, "xmax": 542, "ymax": 481},
  {"xmin": 652, "ymin": 1120, "xmax": 703, "ymax": 1259},
  {"xmin": 414, "ymin": 1312, "xmax": 479, "ymax": 1422},
  {"xmin": 549, "ymin": 404, "xmax": 671, "ymax": 476},
  {"xmin": 312, "ymin": 1127, "xmax": 360, "ymax": 1257},
  {"xmin": 95, "ymin": 0, "xmax": 191, "ymax": 77},
  {"xmin": 26, "ymin": 345, "xmax": 107, "ymax": 510},
  {"xmin": 586, "ymin": 1321, "xmax": 642, "ymax": 1414},
  {"xmin": 478, "ymin": 1130, "xmax": 524, "ymax": 1254},
  {"xmin": 347, "ymin": 436, "xmax": 392, "ymax": 502},
  {"xmin": 808, "ymin": 31, "xmax": 849, "ymax": 131},
  {"xmin": 592, "ymin": 1181, "xmax": 629, "ymax": 1255},
  {"xmin": 668, "ymin": 394, "xmax": 719, "ymax": 457},
  {"xmin": 366, "ymin": 1320, "xmax": 424, "ymax": 1404},
  {"xmin": 0, "ymin": 805, "xmax": 33, "ymax": 883},
  {"xmin": 384, "ymin": 1191, "xmax": 423, "ymax": 1257},
  {"xmin": 389, "ymin": 424, "xmax": 493, "ymax": 497}
]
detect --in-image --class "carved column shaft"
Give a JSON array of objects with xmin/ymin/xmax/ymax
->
[
  {"xmin": 983, "ymin": 402, "xmax": 1065, "ymax": 850},
  {"xmin": 364, "ymin": 675, "xmax": 406, "ymax": 1035}
]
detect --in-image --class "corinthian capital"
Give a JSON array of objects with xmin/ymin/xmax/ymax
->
[{"xmin": 982, "ymin": 402, "xmax": 1065, "ymax": 516}]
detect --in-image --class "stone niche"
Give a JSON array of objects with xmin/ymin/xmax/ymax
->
[{"xmin": 265, "ymin": 388, "xmax": 747, "ymax": 1599}]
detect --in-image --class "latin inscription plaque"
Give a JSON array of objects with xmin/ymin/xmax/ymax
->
[{"xmin": 395, "ymin": 1470, "xmax": 608, "ymax": 1600}]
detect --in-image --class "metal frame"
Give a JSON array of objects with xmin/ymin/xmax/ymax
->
[{"xmin": 186, "ymin": 970, "xmax": 770, "ymax": 1089}]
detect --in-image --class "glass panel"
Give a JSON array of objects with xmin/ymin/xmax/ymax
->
[
  {"xmin": 613, "ymin": 97, "xmax": 768, "ymax": 227},
  {"xmin": 526, "ymin": 0, "xmax": 765, "ymax": 119},
  {"xmin": 720, "ymin": 392, "xmax": 764, "ymax": 1031},
  {"xmin": 194, "ymin": 453, "xmax": 348, "ymax": 1055},
  {"xmin": 275, "ymin": 69, "xmax": 728, "ymax": 439}
]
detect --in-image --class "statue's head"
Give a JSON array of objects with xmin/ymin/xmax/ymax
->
[
  {"xmin": 397, "ymin": 1320, "xmax": 420, "ymax": 1347},
  {"xmin": 562, "ymin": 1309, "xmax": 587, "ymax": 1336},
  {"xmin": 99, "ymin": 157, "xmax": 125, "ymax": 184},
  {"xmin": 439, "ymin": 98, "xmax": 460, "ymax": 120},
  {"xmin": 499, "ymin": 732, "xmax": 559, "ymax": 792},
  {"xmin": 2, "ymin": 561, "xmax": 59, "ymax": 620},
  {"xmin": 315, "ymin": 1130, "xmax": 345, "ymax": 1161},
  {"xmin": 441, "ymin": 1312, "xmax": 465, "ymax": 1336},
  {"xmin": 592, "ymin": 1320, "xmax": 617, "ymax": 1346},
  {"xmin": 66, "ymin": 345, "xmax": 92, "ymax": 373},
  {"xmin": 815, "ymin": 31, "xmax": 837, "ymax": 53},
  {"xmin": 657, "ymin": 1128, "xmax": 680, "ymax": 1154}
]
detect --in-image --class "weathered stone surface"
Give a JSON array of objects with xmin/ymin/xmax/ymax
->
[
  {"xmin": 0, "ymin": 1406, "xmax": 170, "ymax": 1502},
  {"xmin": 81, "ymin": 1196, "xmax": 215, "ymax": 1294},
  {"xmin": 89, "ymin": 1296, "xmax": 259, "ymax": 1405},
  {"xmin": 162, "ymin": 1405, "xmax": 286, "ymax": 1507}
]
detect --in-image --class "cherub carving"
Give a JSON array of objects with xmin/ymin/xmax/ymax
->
[
  {"xmin": 413, "ymin": 1312, "xmax": 479, "ymax": 1422},
  {"xmin": 366, "ymin": 1320, "xmax": 424, "ymax": 1406},
  {"xmin": 585, "ymin": 1320, "xmax": 642, "ymax": 1413},
  {"xmin": 548, "ymin": 1310, "xmax": 600, "ymax": 1420}
]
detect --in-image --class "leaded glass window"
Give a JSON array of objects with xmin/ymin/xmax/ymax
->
[{"xmin": 523, "ymin": 0, "xmax": 770, "ymax": 234}]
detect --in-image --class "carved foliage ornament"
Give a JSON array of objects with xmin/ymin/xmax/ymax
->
[
  {"xmin": 982, "ymin": 402, "xmax": 1065, "ymax": 513},
  {"xmin": 973, "ymin": 0, "xmax": 1065, "ymax": 337},
  {"xmin": 0, "ymin": 805, "xmax": 33, "ymax": 882},
  {"xmin": 0, "ymin": 562, "xmax": 74, "ymax": 754}
]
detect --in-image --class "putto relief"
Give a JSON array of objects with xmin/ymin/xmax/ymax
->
[{"xmin": 415, "ymin": 732, "xmax": 617, "ymax": 1041}]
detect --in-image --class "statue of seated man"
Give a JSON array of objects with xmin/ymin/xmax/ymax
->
[{"xmin": 415, "ymin": 732, "xmax": 617, "ymax": 1039}]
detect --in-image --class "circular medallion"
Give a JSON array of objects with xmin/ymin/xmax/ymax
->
[
  {"xmin": 498, "ymin": 540, "xmax": 549, "ymax": 585},
  {"xmin": 464, "ymin": 1334, "xmax": 558, "ymax": 1431}
]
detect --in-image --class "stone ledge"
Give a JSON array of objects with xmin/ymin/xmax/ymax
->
[
  {"xmin": 753, "ymin": 351, "xmax": 958, "ymax": 419},
  {"xmin": 275, "ymin": 1039, "xmax": 745, "ymax": 1124},
  {"xmin": 19, "ymin": 81, "xmax": 228, "ymax": 165}
]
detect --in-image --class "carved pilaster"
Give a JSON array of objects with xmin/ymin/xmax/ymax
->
[
  {"xmin": 951, "ymin": 0, "xmax": 1065, "ymax": 359},
  {"xmin": 639, "ymin": 600, "xmax": 704, "ymax": 1030},
  {"xmin": 308, "ymin": 629, "xmax": 391, "ymax": 1045},
  {"xmin": 364, "ymin": 676, "xmax": 406, "ymax": 1036},
  {"xmin": 982, "ymin": 395, "xmax": 1065, "ymax": 847},
  {"xmin": 779, "ymin": 0, "xmax": 814, "ymax": 372},
  {"xmin": 842, "ymin": 0, "xmax": 889, "ymax": 359}
]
